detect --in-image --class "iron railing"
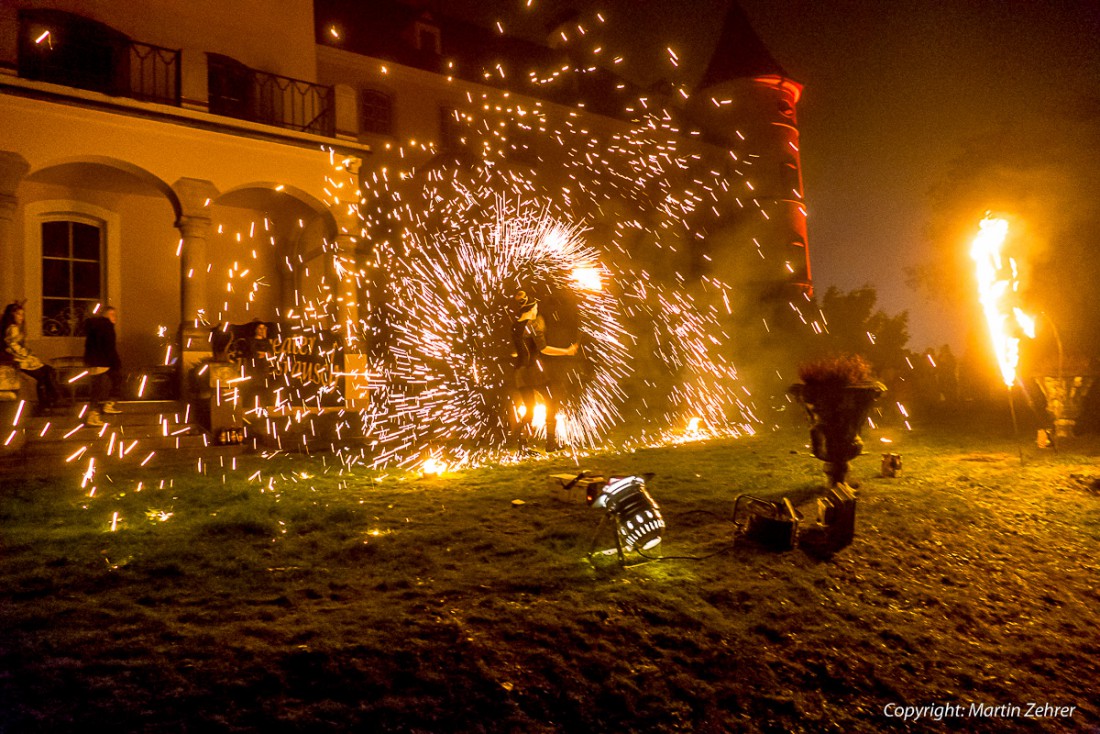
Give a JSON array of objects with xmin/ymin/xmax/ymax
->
[
  {"xmin": 17, "ymin": 13, "xmax": 180, "ymax": 105},
  {"xmin": 207, "ymin": 54, "xmax": 335, "ymax": 137},
  {"xmin": 127, "ymin": 41, "xmax": 181, "ymax": 106}
]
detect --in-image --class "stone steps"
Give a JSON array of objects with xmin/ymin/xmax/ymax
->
[{"xmin": 0, "ymin": 400, "xmax": 245, "ymax": 472}]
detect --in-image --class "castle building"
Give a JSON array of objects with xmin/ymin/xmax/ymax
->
[{"xmin": 0, "ymin": 0, "xmax": 808, "ymax": 412}]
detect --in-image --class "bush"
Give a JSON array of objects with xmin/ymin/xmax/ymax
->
[{"xmin": 797, "ymin": 354, "xmax": 873, "ymax": 385}]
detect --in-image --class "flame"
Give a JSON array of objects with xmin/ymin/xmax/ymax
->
[
  {"xmin": 970, "ymin": 217, "xmax": 1035, "ymax": 387},
  {"xmin": 571, "ymin": 265, "xmax": 603, "ymax": 291},
  {"xmin": 531, "ymin": 402, "xmax": 547, "ymax": 429},
  {"xmin": 421, "ymin": 457, "xmax": 447, "ymax": 475}
]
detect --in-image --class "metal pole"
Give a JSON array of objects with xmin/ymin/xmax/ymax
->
[{"xmin": 1008, "ymin": 384, "xmax": 1023, "ymax": 465}]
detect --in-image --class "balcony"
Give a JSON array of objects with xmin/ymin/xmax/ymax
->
[
  {"xmin": 17, "ymin": 9, "xmax": 181, "ymax": 107},
  {"xmin": 207, "ymin": 54, "xmax": 335, "ymax": 137}
]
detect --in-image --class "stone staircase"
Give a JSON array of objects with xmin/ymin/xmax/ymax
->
[{"xmin": 1, "ymin": 399, "xmax": 242, "ymax": 474}]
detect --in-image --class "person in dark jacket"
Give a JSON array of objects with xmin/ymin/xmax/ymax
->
[
  {"xmin": 83, "ymin": 306, "xmax": 123, "ymax": 426},
  {"xmin": 242, "ymin": 320, "xmax": 274, "ymax": 412}
]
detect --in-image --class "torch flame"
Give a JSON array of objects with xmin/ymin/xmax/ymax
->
[{"xmin": 970, "ymin": 216, "xmax": 1035, "ymax": 387}]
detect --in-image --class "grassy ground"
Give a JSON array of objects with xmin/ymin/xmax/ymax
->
[{"xmin": 1, "ymin": 412, "xmax": 1098, "ymax": 733}]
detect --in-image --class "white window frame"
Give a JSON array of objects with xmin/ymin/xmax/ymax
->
[{"xmin": 23, "ymin": 200, "xmax": 122, "ymax": 346}]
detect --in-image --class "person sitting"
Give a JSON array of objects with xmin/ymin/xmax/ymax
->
[
  {"xmin": 1, "ymin": 301, "xmax": 62, "ymax": 412},
  {"xmin": 83, "ymin": 306, "xmax": 124, "ymax": 426}
]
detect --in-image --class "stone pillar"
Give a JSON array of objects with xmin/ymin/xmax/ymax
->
[
  {"xmin": 172, "ymin": 178, "xmax": 219, "ymax": 400},
  {"xmin": 172, "ymin": 178, "xmax": 219, "ymax": 323},
  {"xmin": 176, "ymin": 214, "xmax": 211, "ymax": 324},
  {"xmin": 328, "ymin": 156, "xmax": 369, "ymax": 408},
  {"xmin": 0, "ymin": 152, "xmax": 31, "ymax": 303}
]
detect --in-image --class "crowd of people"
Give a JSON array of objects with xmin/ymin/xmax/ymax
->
[{"xmin": 1, "ymin": 301, "xmax": 123, "ymax": 424}]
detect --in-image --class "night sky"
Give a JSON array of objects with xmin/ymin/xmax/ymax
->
[{"xmin": 444, "ymin": 0, "xmax": 1100, "ymax": 354}]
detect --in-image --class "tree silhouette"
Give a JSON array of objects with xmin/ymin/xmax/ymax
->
[{"xmin": 816, "ymin": 286, "xmax": 910, "ymax": 375}]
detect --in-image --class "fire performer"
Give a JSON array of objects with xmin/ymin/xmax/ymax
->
[{"xmin": 511, "ymin": 290, "xmax": 578, "ymax": 452}]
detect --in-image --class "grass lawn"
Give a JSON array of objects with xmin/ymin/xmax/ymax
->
[{"xmin": 1, "ymin": 413, "xmax": 1098, "ymax": 733}]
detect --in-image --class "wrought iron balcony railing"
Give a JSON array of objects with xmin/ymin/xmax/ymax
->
[
  {"xmin": 127, "ymin": 41, "xmax": 182, "ymax": 106},
  {"xmin": 207, "ymin": 54, "xmax": 335, "ymax": 137},
  {"xmin": 17, "ymin": 10, "xmax": 181, "ymax": 106}
]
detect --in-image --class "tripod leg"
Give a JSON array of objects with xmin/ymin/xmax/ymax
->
[
  {"xmin": 615, "ymin": 518, "xmax": 626, "ymax": 563},
  {"xmin": 587, "ymin": 514, "xmax": 611, "ymax": 557}
]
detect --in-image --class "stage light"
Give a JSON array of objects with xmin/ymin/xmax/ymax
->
[{"xmin": 590, "ymin": 475, "xmax": 665, "ymax": 556}]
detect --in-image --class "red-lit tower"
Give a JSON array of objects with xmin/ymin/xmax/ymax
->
[{"xmin": 688, "ymin": 2, "xmax": 811, "ymax": 297}]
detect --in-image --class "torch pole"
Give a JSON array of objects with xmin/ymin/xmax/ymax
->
[{"xmin": 1008, "ymin": 384, "xmax": 1023, "ymax": 465}]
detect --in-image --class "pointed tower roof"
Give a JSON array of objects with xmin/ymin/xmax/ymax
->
[{"xmin": 698, "ymin": 1, "xmax": 790, "ymax": 89}]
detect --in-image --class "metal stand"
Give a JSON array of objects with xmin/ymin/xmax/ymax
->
[{"xmin": 586, "ymin": 513, "xmax": 656, "ymax": 567}]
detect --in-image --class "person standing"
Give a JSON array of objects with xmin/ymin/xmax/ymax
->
[
  {"xmin": 83, "ymin": 306, "xmax": 123, "ymax": 426},
  {"xmin": 1, "ymin": 301, "xmax": 62, "ymax": 412}
]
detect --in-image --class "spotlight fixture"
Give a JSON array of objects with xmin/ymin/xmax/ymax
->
[{"xmin": 588, "ymin": 475, "xmax": 665, "ymax": 562}]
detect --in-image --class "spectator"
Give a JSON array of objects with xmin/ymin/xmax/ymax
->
[
  {"xmin": 1, "ymin": 301, "xmax": 62, "ymax": 412},
  {"xmin": 83, "ymin": 306, "xmax": 123, "ymax": 427},
  {"xmin": 242, "ymin": 320, "xmax": 274, "ymax": 413}
]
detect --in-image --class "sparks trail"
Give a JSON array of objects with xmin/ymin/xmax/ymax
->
[
  {"xmin": 360, "ymin": 188, "xmax": 630, "ymax": 468},
  {"xmin": 344, "ymin": 154, "xmax": 764, "ymax": 469}
]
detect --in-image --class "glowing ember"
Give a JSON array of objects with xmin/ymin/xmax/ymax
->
[
  {"xmin": 970, "ymin": 216, "xmax": 1035, "ymax": 387},
  {"xmin": 421, "ymin": 457, "xmax": 447, "ymax": 475}
]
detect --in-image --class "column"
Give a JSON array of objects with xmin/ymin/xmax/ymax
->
[
  {"xmin": 171, "ymin": 178, "xmax": 219, "ymax": 400},
  {"xmin": 327, "ymin": 156, "xmax": 368, "ymax": 408},
  {"xmin": 0, "ymin": 152, "xmax": 30, "ymax": 303},
  {"xmin": 176, "ymin": 214, "xmax": 211, "ymax": 324}
]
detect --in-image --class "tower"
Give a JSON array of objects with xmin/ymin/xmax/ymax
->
[{"xmin": 688, "ymin": 1, "xmax": 811, "ymax": 298}]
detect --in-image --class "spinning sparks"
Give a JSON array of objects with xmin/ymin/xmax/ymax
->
[
  {"xmin": 970, "ymin": 216, "xmax": 1035, "ymax": 387},
  {"xmin": 362, "ymin": 195, "xmax": 632, "ymax": 467}
]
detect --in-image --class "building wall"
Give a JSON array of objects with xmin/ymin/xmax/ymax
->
[
  {"xmin": 0, "ymin": 0, "xmax": 319, "ymax": 103},
  {"xmin": 0, "ymin": 92, "xmax": 343, "ymax": 370}
]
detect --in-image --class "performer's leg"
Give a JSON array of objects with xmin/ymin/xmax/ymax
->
[
  {"xmin": 514, "ymin": 388, "xmax": 536, "ymax": 447},
  {"xmin": 541, "ymin": 386, "xmax": 559, "ymax": 451}
]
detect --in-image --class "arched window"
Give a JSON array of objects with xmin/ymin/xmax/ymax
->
[
  {"xmin": 40, "ymin": 218, "xmax": 104, "ymax": 336},
  {"xmin": 361, "ymin": 89, "xmax": 394, "ymax": 136}
]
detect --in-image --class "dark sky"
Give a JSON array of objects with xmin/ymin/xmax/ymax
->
[{"xmin": 443, "ymin": 0, "xmax": 1100, "ymax": 351}]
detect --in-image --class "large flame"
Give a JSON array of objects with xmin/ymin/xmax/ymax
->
[{"xmin": 970, "ymin": 217, "xmax": 1035, "ymax": 387}]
